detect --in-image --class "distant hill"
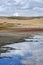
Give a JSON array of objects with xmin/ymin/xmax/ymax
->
[
  {"xmin": 0, "ymin": 16, "xmax": 43, "ymax": 29},
  {"xmin": 0, "ymin": 16, "xmax": 43, "ymax": 20}
]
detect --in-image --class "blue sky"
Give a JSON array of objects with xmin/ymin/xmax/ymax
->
[{"xmin": 0, "ymin": 0, "xmax": 43, "ymax": 16}]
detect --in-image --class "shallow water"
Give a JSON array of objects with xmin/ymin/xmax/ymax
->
[{"xmin": 0, "ymin": 34, "xmax": 43, "ymax": 65}]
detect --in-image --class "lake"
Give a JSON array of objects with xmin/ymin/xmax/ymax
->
[{"xmin": 0, "ymin": 34, "xmax": 43, "ymax": 65}]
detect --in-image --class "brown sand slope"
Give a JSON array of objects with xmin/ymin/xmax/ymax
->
[
  {"xmin": 0, "ymin": 16, "xmax": 43, "ymax": 32},
  {"xmin": 0, "ymin": 16, "xmax": 43, "ymax": 27}
]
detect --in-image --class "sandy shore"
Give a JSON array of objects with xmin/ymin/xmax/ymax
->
[
  {"xmin": 0, "ymin": 31, "xmax": 43, "ymax": 46},
  {"xmin": 0, "ymin": 32, "xmax": 32, "ymax": 46}
]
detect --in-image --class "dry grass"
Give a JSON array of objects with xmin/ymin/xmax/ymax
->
[
  {"xmin": 0, "ymin": 17, "xmax": 43, "ymax": 28},
  {"xmin": 0, "ymin": 17, "xmax": 43, "ymax": 31}
]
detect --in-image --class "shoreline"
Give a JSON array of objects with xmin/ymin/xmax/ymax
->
[
  {"xmin": 0, "ymin": 28, "xmax": 43, "ymax": 46},
  {"xmin": 0, "ymin": 31, "xmax": 43, "ymax": 46},
  {"xmin": 0, "ymin": 28, "xmax": 43, "ymax": 32}
]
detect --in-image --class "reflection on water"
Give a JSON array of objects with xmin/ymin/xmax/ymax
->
[{"xmin": 0, "ymin": 34, "xmax": 43, "ymax": 65}]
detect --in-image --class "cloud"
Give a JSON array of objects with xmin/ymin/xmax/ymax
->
[
  {"xmin": 33, "ymin": 0, "xmax": 43, "ymax": 3},
  {"xmin": 0, "ymin": 0, "xmax": 43, "ymax": 16},
  {"xmin": 33, "ymin": 7, "xmax": 43, "ymax": 11},
  {"xmin": 13, "ymin": 13, "xmax": 19, "ymax": 16},
  {"xmin": 0, "ymin": 6, "xmax": 6, "ymax": 12},
  {"xmin": 14, "ymin": 0, "xmax": 21, "ymax": 4}
]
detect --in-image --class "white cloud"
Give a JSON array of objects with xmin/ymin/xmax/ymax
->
[
  {"xmin": 6, "ymin": 2, "xmax": 12, "ymax": 5},
  {"xmin": 14, "ymin": 0, "xmax": 30, "ymax": 9},
  {"xmin": 14, "ymin": 0, "xmax": 22, "ymax": 4},
  {"xmin": 33, "ymin": 7, "xmax": 43, "ymax": 11},
  {"xmin": 0, "ymin": 0, "xmax": 9, "ymax": 4},
  {"xmin": 0, "ymin": 6, "xmax": 5, "ymax": 12},
  {"xmin": 0, "ymin": 0, "xmax": 43, "ymax": 16},
  {"xmin": 21, "ymin": 3, "xmax": 30, "ymax": 9},
  {"xmin": 13, "ymin": 13, "xmax": 19, "ymax": 16},
  {"xmin": 33, "ymin": 0, "xmax": 43, "ymax": 4}
]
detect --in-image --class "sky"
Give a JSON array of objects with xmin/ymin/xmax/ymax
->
[{"xmin": 0, "ymin": 0, "xmax": 43, "ymax": 16}]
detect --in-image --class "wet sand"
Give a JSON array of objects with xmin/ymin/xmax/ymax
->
[
  {"xmin": 0, "ymin": 32, "xmax": 32, "ymax": 46},
  {"xmin": 0, "ymin": 31, "xmax": 43, "ymax": 46}
]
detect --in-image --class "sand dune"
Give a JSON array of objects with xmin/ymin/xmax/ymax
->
[
  {"xmin": 0, "ymin": 16, "xmax": 43, "ymax": 28},
  {"xmin": 0, "ymin": 16, "xmax": 43, "ymax": 32}
]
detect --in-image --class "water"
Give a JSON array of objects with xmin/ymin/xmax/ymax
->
[{"xmin": 0, "ymin": 34, "xmax": 43, "ymax": 65}]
